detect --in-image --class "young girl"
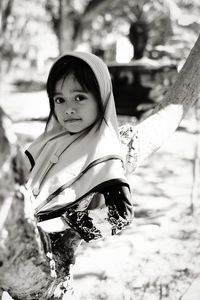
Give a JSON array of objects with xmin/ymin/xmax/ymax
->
[
  {"xmin": 24, "ymin": 52, "xmax": 135, "ymax": 296},
  {"xmin": 24, "ymin": 46, "xmax": 199, "ymax": 297}
]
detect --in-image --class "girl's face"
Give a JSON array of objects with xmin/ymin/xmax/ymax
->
[{"xmin": 53, "ymin": 74, "xmax": 100, "ymax": 133}]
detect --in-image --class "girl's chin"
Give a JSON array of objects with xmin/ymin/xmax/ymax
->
[
  {"xmin": 65, "ymin": 126, "xmax": 82, "ymax": 133},
  {"xmin": 60, "ymin": 121, "xmax": 94, "ymax": 133},
  {"xmin": 62, "ymin": 122, "xmax": 82, "ymax": 132},
  {"xmin": 64, "ymin": 125, "xmax": 86, "ymax": 134}
]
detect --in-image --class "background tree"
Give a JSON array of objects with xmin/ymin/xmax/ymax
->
[
  {"xmin": 45, "ymin": 0, "xmax": 84, "ymax": 53},
  {"xmin": 0, "ymin": 0, "xmax": 56, "ymax": 78},
  {"xmin": 0, "ymin": 0, "xmax": 14, "ymax": 74},
  {"xmin": 79, "ymin": 0, "xmax": 174, "ymax": 60},
  {"xmin": 0, "ymin": 0, "xmax": 199, "ymax": 78}
]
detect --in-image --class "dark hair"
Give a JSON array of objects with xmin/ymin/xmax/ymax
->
[{"xmin": 46, "ymin": 56, "xmax": 103, "ymax": 129}]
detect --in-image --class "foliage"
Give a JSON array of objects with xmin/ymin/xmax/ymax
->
[
  {"xmin": 0, "ymin": 0, "xmax": 199, "ymax": 78},
  {"xmin": 0, "ymin": 0, "xmax": 57, "ymax": 77},
  {"xmin": 81, "ymin": 0, "xmax": 173, "ymax": 47}
]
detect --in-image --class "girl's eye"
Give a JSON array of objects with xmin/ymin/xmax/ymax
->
[
  {"xmin": 54, "ymin": 97, "xmax": 65, "ymax": 104},
  {"xmin": 75, "ymin": 95, "xmax": 86, "ymax": 102}
]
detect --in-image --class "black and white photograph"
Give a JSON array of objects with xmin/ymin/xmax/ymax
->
[{"xmin": 0, "ymin": 0, "xmax": 200, "ymax": 299}]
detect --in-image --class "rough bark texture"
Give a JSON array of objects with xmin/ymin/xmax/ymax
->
[
  {"xmin": 0, "ymin": 108, "xmax": 51, "ymax": 299},
  {"xmin": 136, "ymin": 33, "xmax": 200, "ymax": 164},
  {"xmin": 0, "ymin": 108, "xmax": 81, "ymax": 299},
  {"xmin": 0, "ymin": 193, "xmax": 52, "ymax": 299}
]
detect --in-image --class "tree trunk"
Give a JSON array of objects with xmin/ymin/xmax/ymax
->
[
  {"xmin": 0, "ymin": 0, "xmax": 14, "ymax": 75},
  {"xmin": 0, "ymin": 108, "xmax": 80, "ymax": 299},
  {"xmin": 128, "ymin": 21, "xmax": 148, "ymax": 59},
  {"xmin": 0, "ymin": 107, "xmax": 51, "ymax": 299},
  {"xmin": 58, "ymin": 0, "xmax": 78, "ymax": 54},
  {"xmin": 135, "ymin": 33, "xmax": 200, "ymax": 164}
]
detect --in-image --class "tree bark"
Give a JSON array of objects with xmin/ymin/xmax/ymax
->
[
  {"xmin": 0, "ymin": 108, "xmax": 51, "ymax": 299},
  {"xmin": 58, "ymin": 0, "xmax": 78, "ymax": 53},
  {"xmin": 135, "ymin": 33, "xmax": 200, "ymax": 164},
  {"xmin": 0, "ymin": 108, "xmax": 81, "ymax": 299}
]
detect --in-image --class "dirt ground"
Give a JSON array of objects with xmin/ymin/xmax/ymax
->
[
  {"xmin": 0, "ymin": 89, "xmax": 200, "ymax": 299},
  {"xmin": 71, "ymin": 112, "xmax": 200, "ymax": 300}
]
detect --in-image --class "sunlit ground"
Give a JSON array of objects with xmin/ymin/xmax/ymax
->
[{"xmin": 0, "ymin": 89, "xmax": 200, "ymax": 300}]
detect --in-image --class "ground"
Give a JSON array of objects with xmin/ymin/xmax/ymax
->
[{"xmin": 0, "ymin": 88, "xmax": 200, "ymax": 299}]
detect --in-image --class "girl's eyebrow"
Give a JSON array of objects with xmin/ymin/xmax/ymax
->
[
  {"xmin": 71, "ymin": 88, "xmax": 87, "ymax": 93},
  {"xmin": 53, "ymin": 89, "xmax": 87, "ymax": 95},
  {"xmin": 53, "ymin": 92, "xmax": 63, "ymax": 96}
]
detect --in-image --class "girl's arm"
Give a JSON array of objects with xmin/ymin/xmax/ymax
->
[{"xmin": 135, "ymin": 33, "xmax": 200, "ymax": 165}]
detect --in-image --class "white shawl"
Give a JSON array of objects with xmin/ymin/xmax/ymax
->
[{"xmin": 25, "ymin": 52, "xmax": 128, "ymax": 219}]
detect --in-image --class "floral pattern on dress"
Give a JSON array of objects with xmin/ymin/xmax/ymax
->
[
  {"xmin": 119, "ymin": 124, "xmax": 139, "ymax": 173},
  {"xmin": 62, "ymin": 199, "xmax": 130, "ymax": 242},
  {"xmin": 62, "ymin": 210, "xmax": 102, "ymax": 242},
  {"xmin": 106, "ymin": 204, "xmax": 130, "ymax": 235}
]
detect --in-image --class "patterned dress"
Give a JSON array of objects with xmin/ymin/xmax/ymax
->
[
  {"xmin": 36, "ymin": 124, "xmax": 139, "ymax": 299},
  {"xmin": 37, "ymin": 124, "xmax": 138, "ymax": 243}
]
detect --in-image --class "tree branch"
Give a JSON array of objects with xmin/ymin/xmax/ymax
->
[{"xmin": 135, "ymin": 33, "xmax": 200, "ymax": 164}]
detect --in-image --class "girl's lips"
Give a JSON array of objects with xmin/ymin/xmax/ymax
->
[{"xmin": 64, "ymin": 118, "xmax": 81, "ymax": 123}]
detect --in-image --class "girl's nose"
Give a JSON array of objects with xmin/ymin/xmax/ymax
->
[{"xmin": 65, "ymin": 105, "xmax": 76, "ymax": 115}]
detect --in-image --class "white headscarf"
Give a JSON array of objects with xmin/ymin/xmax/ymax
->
[{"xmin": 26, "ymin": 52, "xmax": 128, "ymax": 215}]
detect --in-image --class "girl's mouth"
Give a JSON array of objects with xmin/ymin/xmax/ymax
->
[{"xmin": 64, "ymin": 118, "xmax": 81, "ymax": 123}]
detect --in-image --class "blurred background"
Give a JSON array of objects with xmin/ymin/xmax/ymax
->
[
  {"xmin": 0, "ymin": 0, "xmax": 199, "ymax": 118},
  {"xmin": 1, "ymin": 1, "xmax": 200, "ymax": 300}
]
